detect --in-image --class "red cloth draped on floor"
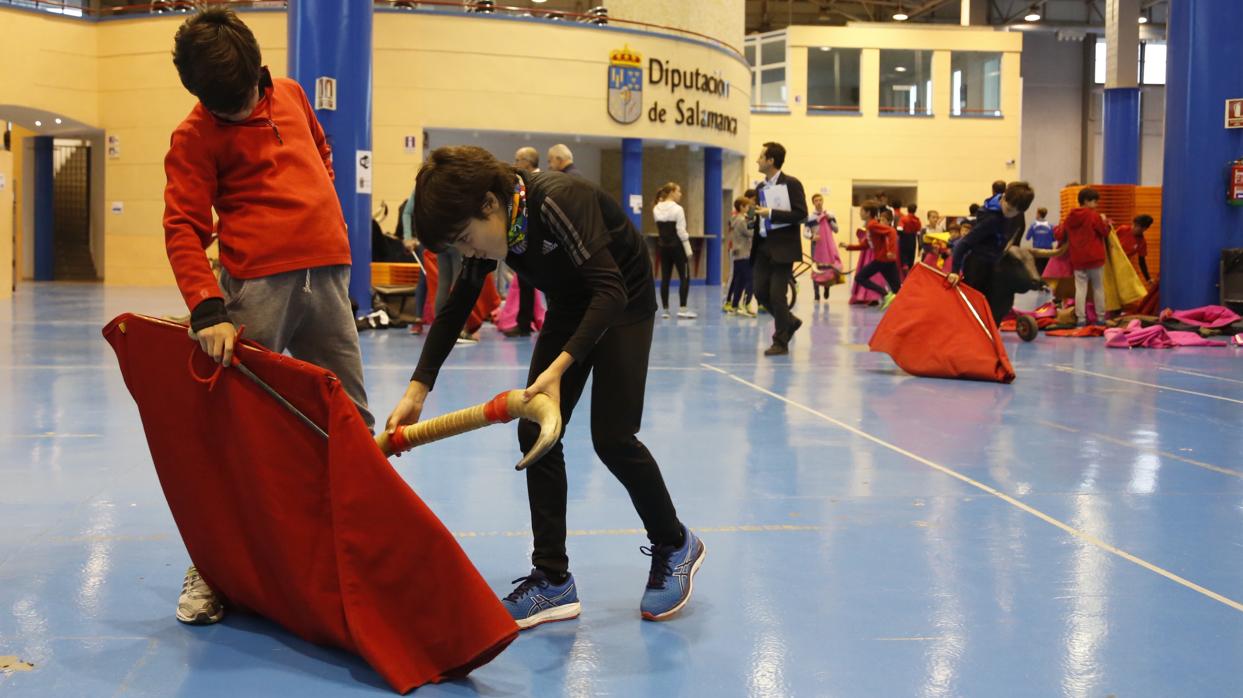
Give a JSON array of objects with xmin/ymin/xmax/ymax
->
[
  {"xmin": 868, "ymin": 264, "xmax": 1016, "ymax": 383},
  {"xmin": 103, "ymin": 314, "xmax": 518, "ymax": 694}
]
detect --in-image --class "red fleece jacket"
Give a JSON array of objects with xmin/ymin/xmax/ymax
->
[
  {"xmin": 866, "ymin": 220, "xmax": 899, "ymax": 262},
  {"xmin": 163, "ymin": 74, "xmax": 351, "ymax": 311},
  {"xmin": 1056, "ymin": 207, "xmax": 1110, "ymax": 270}
]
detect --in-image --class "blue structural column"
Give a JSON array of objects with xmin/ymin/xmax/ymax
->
[
  {"xmin": 1102, "ymin": 0, "xmax": 1141, "ymax": 185},
  {"xmin": 33, "ymin": 136, "xmax": 54, "ymax": 281},
  {"xmin": 621, "ymin": 137, "xmax": 643, "ymax": 231},
  {"xmin": 288, "ymin": 0, "xmax": 373, "ymax": 313},
  {"xmin": 702, "ymin": 147, "xmax": 723, "ymax": 285},
  {"xmin": 1162, "ymin": 0, "xmax": 1243, "ymax": 309},
  {"xmin": 1102, "ymin": 88, "xmax": 1141, "ymax": 184}
]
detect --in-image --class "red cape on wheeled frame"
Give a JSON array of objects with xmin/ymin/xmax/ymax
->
[
  {"xmin": 868, "ymin": 264, "xmax": 1017, "ymax": 383},
  {"xmin": 103, "ymin": 313, "xmax": 518, "ymax": 694}
]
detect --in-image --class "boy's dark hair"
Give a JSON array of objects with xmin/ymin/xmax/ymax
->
[
  {"xmin": 1134, "ymin": 214, "xmax": 1154, "ymax": 228},
  {"xmin": 811, "ymin": 192, "xmax": 823, "ymax": 202},
  {"xmin": 172, "ymin": 8, "xmax": 262, "ymax": 115},
  {"xmin": 1037, "ymin": 207, "xmax": 1048, "ymax": 217},
  {"xmin": 413, "ymin": 146, "xmax": 516, "ymax": 253},
  {"xmin": 968, "ymin": 203, "xmax": 980, "ymax": 215},
  {"xmin": 947, "ymin": 222, "xmax": 962, "ymax": 232},
  {"xmin": 880, "ymin": 209, "xmax": 894, "ymax": 222},
  {"xmin": 861, "ymin": 199, "xmax": 880, "ymax": 218},
  {"xmin": 761, "ymin": 142, "xmax": 786, "ymax": 170},
  {"xmin": 891, "ymin": 200, "xmax": 902, "ymax": 209},
  {"xmin": 1078, "ymin": 187, "xmax": 1100, "ymax": 205},
  {"xmin": 907, "ymin": 204, "xmax": 918, "ymax": 214},
  {"xmin": 992, "ymin": 180, "xmax": 1006, "ymax": 195},
  {"xmin": 1003, "ymin": 181, "xmax": 1035, "ymax": 213},
  {"xmin": 734, "ymin": 197, "xmax": 750, "ymax": 212},
  {"xmin": 743, "ymin": 188, "xmax": 757, "ymax": 199}
]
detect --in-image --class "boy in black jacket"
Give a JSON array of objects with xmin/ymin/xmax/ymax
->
[
  {"xmin": 385, "ymin": 146, "xmax": 704, "ymax": 630},
  {"xmin": 948, "ymin": 181, "xmax": 1036, "ymax": 323}
]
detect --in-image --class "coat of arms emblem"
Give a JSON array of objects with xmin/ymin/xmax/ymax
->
[{"xmin": 607, "ymin": 45, "xmax": 643, "ymax": 124}]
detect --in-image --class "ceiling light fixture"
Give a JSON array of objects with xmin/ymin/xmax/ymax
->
[
  {"xmin": 892, "ymin": 11, "xmax": 909, "ymax": 21},
  {"xmin": 55, "ymin": 118, "xmax": 63, "ymax": 124},
  {"xmin": 895, "ymin": 66, "xmax": 908, "ymax": 72},
  {"xmin": 819, "ymin": 46, "xmax": 831, "ymax": 52},
  {"xmin": 1024, "ymin": 11, "xmax": 1041, "ymax": 21},
  {"xmin": 1138, "ymin": 15, "xmax": 1149, "ymax": 24},
  {"xmin": 35, "ymin": 120, "xmax": 42, "ymax": 127}
]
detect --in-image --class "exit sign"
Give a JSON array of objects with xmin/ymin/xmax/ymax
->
[{"xmin": 1227, "ymin": 98, "xmax": 1243, "ymax": 128}]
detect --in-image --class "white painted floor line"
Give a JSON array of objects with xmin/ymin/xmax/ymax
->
[
  {"xmin": 1034, "ymin": 419, "xmax": 1243, "ymax": 480},
  {"xmin": 1157, "ymin": 366, "xmax": 1243, "ymax": 386},
  {"xmin": 1039, "ymin": 417, "xmax": 1243, "ymax": 476},
  {"xmin": 702, "ymin": 362, "xmax": 1243, "ymax": 615},
  {"xmin": 1053, "ymin": 365, "xmax": 1243, "ymax": 406}
]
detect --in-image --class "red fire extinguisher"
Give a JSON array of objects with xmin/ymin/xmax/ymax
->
[{"xmin": 1229, "ymin": 159, "xmax": 1243, "ymax": 206}]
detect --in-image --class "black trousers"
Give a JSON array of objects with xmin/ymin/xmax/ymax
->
[
  {"xmin": 855, "ymin": 260, "xmax": 902, "ymax": 296},
  {"xmin": 727, "ymin": 258, "xmax": 753, "ymax": 306},
  {"xmin": 516, "ymin": 280, "xmax": 535, "ymax": 332},
  {"xmin": 899, "ymin": 232, "xmax": 918, "ymax": 271},
  {"xmin": 963, "ymin": 256, "xmax": 1016, "ymax": 326},
  {"xmin": 518, "ymin": 311, "xmax": 682, "ymax": 575},
  {"xmin": 752, "ymin": 239, "xmax": 795, "ymax": 345},
  {"xmin": 659, "ymin": 245, "xmax": 690, "ymax": 309}
]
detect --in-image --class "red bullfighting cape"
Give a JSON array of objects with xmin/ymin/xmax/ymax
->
[
  {"xmin": 103, "ymin": 314, "xmax": 518, "ymax": 693},
  {"xmin": 869, "ymin": 264, "xmax": 1017, "ymax": 383}
]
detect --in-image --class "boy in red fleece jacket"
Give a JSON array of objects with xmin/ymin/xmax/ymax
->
[
  {"xmin": 850, "ymin": 203, "xmax": 902, "ymax": 308},
  {"xmin": 1055, "ymin": 187, "xmax": 1111, "ymax": 325},
  {"xmin": 162, "ymin": 8, "xmax": 372, "ymax": 626}
]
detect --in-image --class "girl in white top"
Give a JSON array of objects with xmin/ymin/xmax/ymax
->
[{"xmin": 653, "ymin": 182, "xmax": 697, "ymax": 319}]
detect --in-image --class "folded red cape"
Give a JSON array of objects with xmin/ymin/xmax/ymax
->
[
  {"xmin": 869, "ymin": 264, "xmax": 1016, "ymax": 383},
  {"xmin": 103, "ymin": 314, "xmax": 518, "ymax": 693}
]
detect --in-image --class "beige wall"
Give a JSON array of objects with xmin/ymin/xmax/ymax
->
[
  {"xmin": 0, "ymin": 148, "xmax": 12, "ymax": 299},
  {"xmin": 751, "ymin": 24, "xmax": 1024, "ymax": 231},
  {"xmin": 606, "ymin": 0, "xmax": 746, "ymax": 55}
]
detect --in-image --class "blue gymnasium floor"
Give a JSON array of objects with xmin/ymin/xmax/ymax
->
[{"xmin": 2, "ymin": 282, "xmax": 1242, "ymax": 697}]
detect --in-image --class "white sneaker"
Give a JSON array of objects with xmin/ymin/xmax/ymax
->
[
  {"xmin": 661, "ymin": 310, "xmax": 671, "ymax": 319},
  {"xmin": 176, "ymin": 566, "xmax": 224, "ymax": 625},
  {"xmin": 677, "ymin": 308, "xmax": 698, "ymax": 319}
]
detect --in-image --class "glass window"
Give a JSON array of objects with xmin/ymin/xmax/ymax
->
[
  {"xmin": 879, "ymin": 50, "xmax": 933, "ymax": 116},
  {"xmin": 760, "ymin": 68, "xmax": 787, "ymax": 105},
  {"xmin": 745, "ymin": 32, "xmax": 789, "ymax": 111},
  {"xmin": 1142, "ymin": 41, "xmax": 1166, "ymax": 85},
  {"xmin": 807, "ymin": 48, "xmax": 861, "ymax": 112},
  {"xmin": 951, "ymin": 51, "xmax": 1002, "ymax": 117},
  {"xmin": 760, "ymin": 40, "xmax": 785, "ymax": 66}
]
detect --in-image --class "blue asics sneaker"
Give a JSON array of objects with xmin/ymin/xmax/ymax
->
[
  {"xmin": 640, "ymin": 525, "xmax": 706, "ymax": 621},
  {"xmin": 502, "ymin": 569, "xmax": 581, "ymax": 630}
]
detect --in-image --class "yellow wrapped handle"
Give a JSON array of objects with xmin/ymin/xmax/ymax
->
[{"xmin": 374, "ymin": 390, "xmax": 562, "ymax": 471}]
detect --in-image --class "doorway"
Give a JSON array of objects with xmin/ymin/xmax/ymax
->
[{"xmin": 51, "ymin": 138, "xmax": 95, "ymax": 280}]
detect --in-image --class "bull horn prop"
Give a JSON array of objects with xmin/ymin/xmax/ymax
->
[{"xmin": 375, "ymin": 390, "xmax": 562, "ymax": 471}]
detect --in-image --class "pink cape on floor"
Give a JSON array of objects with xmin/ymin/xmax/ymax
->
[
  {"xmin": 1166, "ymin": 305, "xmax": 1242, "ymax": 329},
  {"xmin": 1105, "ymin": 319, "xmax": 1228, "ymax": 348},
  {"xmin": 493, "ymin": 277, "xmax": 545, "ymax": 333}
]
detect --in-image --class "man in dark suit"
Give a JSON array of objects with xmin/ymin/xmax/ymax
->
[{"xmin": 752, "ymin": 142, "xmax": 808, "ymax": 356}]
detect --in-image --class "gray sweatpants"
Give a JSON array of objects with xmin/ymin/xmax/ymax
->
[
  {"xmin": 1073, "ymin": 267, "xmax": 1106, "ymax": 325},
  {"xmin": 219, "ymin": 265, "xmax": 374, "ymax": 429}
]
